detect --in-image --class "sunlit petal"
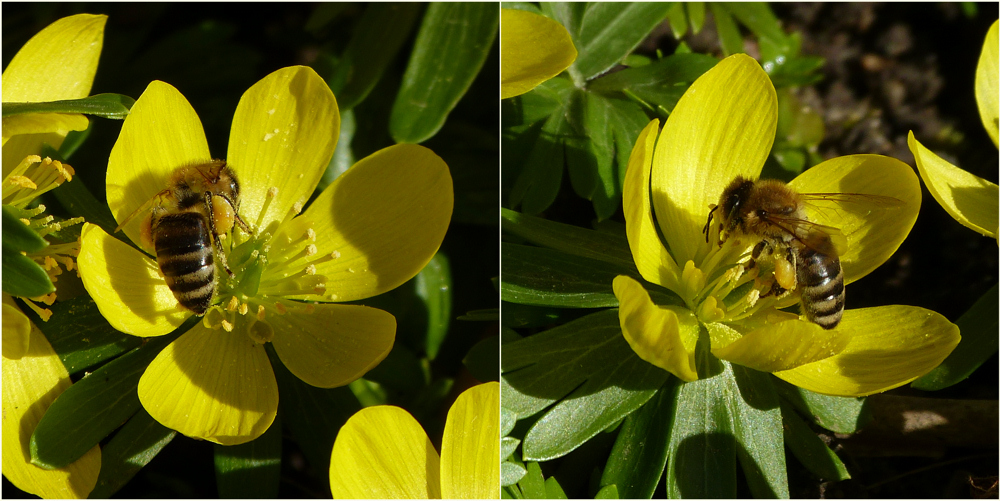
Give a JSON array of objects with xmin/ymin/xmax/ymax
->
[
  {"xmin": 138, "ymin": 326, "xmax": 278, "ymax": 446},
  {"xmin": 77, "ymin": 224, "xmax": 190, "ymax": 337},
  {"xmin": 107, "ymin": 81, "xmax": 212, "ymax": 250},
  {"xmin": 441, "ymin": 382, "xmax": 500, "ymax": 499},
  {"xmin": 284, "ymin": 144, "xmax": 453, "ymax": 302},
  {"xmin": 228, "ymin": 66, "xmax": 339, "ymax": 229},
  {"xmin": 2, "ymin": 325, "xmax": 100, "ymax": 499},
  {"xmin": 330, "ymin": 406, "xmax": 442, "ymax": 499},
  {"xmin": 789, "ymin": 154, "xmax": 922, "ymax": 282},
  {"xmin": 908, "ymin": 132, "xmax": 997, "ymax": 239},
  {"xmin": 2, "ymin": 300, "xmax": 31, "ymax": 359},
  {"xmin": 270, "ymin": 303, "xmax": 396, "ymax": 388},
  {"xmin": 773, "ymin": 306, "xmax": 960, "ymax": 397},
  {"xmin": 711, "ymin": 320, "xmax": 851, "ymax": 373},
  {"xmin": 623, "ymin": 119, "xmax": 681, "ymax": 291},
  {"xmin": 652, "ymin": 54, "xmax": 776, "ymax": 265},
  {"xmin": 1, "ymin": 113, "xmax": 89, "ymax": 145},
  {"xmin": 500, "ymin": 8, "xmax": 577, "ymax": 99},
  {"xmin": 975, "ymin": 20, "xmax": 998, "ymax": 147},
  {"xmin": 613, "ymin": 275, "xmax": 698, "ymax": 382}
]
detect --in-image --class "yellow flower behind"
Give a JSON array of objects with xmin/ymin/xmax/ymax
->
[
  {"xmin": 500, "ymin": 8, "xmax": 577, "ymax": 99},
  {"xmin": 329, "ymin": 382, "xmax": 500, "ymax": 499},
  {"xmin": 77, "ymin": 65, "xmax": 453, "ymax": 445},
  {"xmin": 617, "ymin": 54, "xmax": 959, "ymax": 396}
]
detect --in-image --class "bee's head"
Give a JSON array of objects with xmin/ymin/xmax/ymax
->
[{"xmin": 719, "ymin": 176, "xmax": 755, "ymax": 232}]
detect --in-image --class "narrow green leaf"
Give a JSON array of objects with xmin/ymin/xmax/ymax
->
[
  {"xmin": 588, "ymin": 53, "xmax": 718, "ymax": 110},
  {"xmin": 215, "ymin": 412, "xmax": 282, "ymax": 499},
  {"xmin": 595, "ymin": 484, "xmax": 619, "ymax": 499},
  {"xmin": 687, "ymin": 2, "xmax": 706, "ymax": 34},
  {"xmin": 2, "ymin": 243, "xmax": 53, "ymax": 297},
  {"xmin": 89, "ymin": 408, "xmax": 176, "ymax": 499},
  {"xmin": 390, "ymin": 3, "xmax": 498, "ymax": 143},
  {"xmin": 912, "ymin": 283, "xmax": 998, "ymax": 390},
  {"xmin": 545, "ymin": 476, "xmax": 568, "ymax": 498},
  {"xmin": 518, "ymin": 462, "xmax": 547, "ymax": 500},
  {"xmin": 463, "ymin": 334, "xmax": 500, "ymax": 383},
  {"xmin": 722, "ymin": 3, "xmax": 789, "ymax": 48},
  {"xmin": 502, "ymin": 461, "xmax": 528, "ymax": 488},
  {"xmin": 414, "ymin": 252, "xmax": 452, "ymax": 360},
  {"xmin": 501, "ymin": 436, "xmax": 521, "ymax": 460},
  {"xmin": 31, "ymin": 296, "xmax": 141, "ymax": 374},
  {"xmin": 29, "ymin": 333, "xmax": 178, "ymax": 469},
  {"xmin": 501, "ymin": 301, "xmax": 583, "ymax": 329},
  {"xmin": 563, "ymin": 90, "xmax": 600, "ymax": 207},
  {"xmin": 457, "ymin": 308, "xmax": 499, "ymax": 321},
  {"xmin": 665, "ymin": 3, "xmax": 689, "ymax": 39},
  {"xmin": 508, "ymin": 99, "xmax": 568, "ymax": 215},
  {"xmin": 600, "ymin": 383, "xmax": 676, "ymax": 498},
  {"xmin": 575, "ymin": 92, "xmax": 619, "ymax": 220},
  {"xmin": 774, "ymin": 379, "xmax": 870, "ymax": 434},
  {"xmin": 665, "ymin": 364, "xmax": 736, "ymax": 498},
  {"xmin": 332, "ymin": 3, "xmax": 422, "ymax": 110},
  {"xmin": 268, "ymin": 345, "xmax": 360, "ymax": 477},
  {"xmin": 709, "ymin": 3, "xmax": 744, "ymax": 56},
  {"xmin": 571, "ymin": 3, "xmax": 674, "ymax": 80},
  {"xmin": 2, "ymin": 93, "xmax": 135, "ymax": 119},
  {"xmin": 780, "ymin": 401, "xmax": 850, "ymax": 482},
  {"xmin": 729, "ymin": 365, "xmax": 788, "ymax": 498},
  {"xmin": 502, "ymin": 207, "xmax": 635, "ymax": 269},
  {"xmin": 501, "ymin": 242, "xmax": 631, "ymax": 308},
  {"xmin": 3, "ymin": 205, "xmax": 48, "ymax": 252}
]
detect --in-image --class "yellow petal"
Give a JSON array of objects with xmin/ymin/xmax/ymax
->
[
  {"xmin": 2, "ymin": 14, "xmax": 106, "ymax": 103},
  {"xmin": 137, "ymin": 326, "xmax": 278, "ymax": 445},
  {"xmin": 107, "ymin": 81, "xmax": 213, "ymax": 250},
  {"xmin": 651, "ymin": 54, "xmax": 777, "ymax": 266},
  {"xmin": 270, "ymin": 304, "xmax": 396, "ymax": 388},
  {"xmin": 1, "ymin": 113, "xmax": 89, "ymax": 144},
  {"xmin": 2, "ymin": 325, "xmax": 100, "ymax": 499},
  {"xmin": 282, "ymin": 143, "xmax": 453, "ymax": 302},
  {"xmin": 500, "ymin": 8, "xmax": 577, "ymax": 99},
  {"xmin": 2, "ymin": 300, "xmax": 31, "ymax": 359},
  {"xmin": 623, "ymin": 119, "xmax": 681, "ymax": 291},
  {"xmin": 613, "ymin": 275, "xmax": 698, "ymax": 382},
  {"xmin": 908, "ymin": 132, "xmax": 998, "ymax": 239},
  {"xmin": 440, "ymin": 382, "xmax": 500, "ymax": 499},
  {"xmin": 975, "ymin": 20, "xmax": 999, "ymax": 147},
  {"xmin": 789, "ymin": 154, "xmax": 922, "ymax": 283},
  {"xmin": 711, "ymin": 320, "xmax": 851, "ymax": 373},
  {"xmin": 2, "ymin": 132, "xmax": 68, "ymax": 179},
  {"xmin": 773, "ymin": 306, "xmax": 960, "ymax": 397},
  {"xmin": 330, "ymin": 406, "xmax": 442, "ymax": 499},
  {"xmin": 77, "ymin": 223, "xmax": 190, "ymax": 337},
  {"xmin": 228, "ymin": 66, "xmax": 339, "ymax": 230}
]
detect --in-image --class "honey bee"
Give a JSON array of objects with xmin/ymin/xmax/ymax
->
[
  {"xmin": 116, "ymin": 160, "xmax": 251, "ymax": 315},
  {"xmin": 703, "ymin": 175, "xmax": 901, "ymax": 329}
]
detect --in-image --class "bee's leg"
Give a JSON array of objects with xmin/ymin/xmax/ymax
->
[
  {"xmin": 204, "ymin": 191, "xmax": 236, "ymax": 278},
  {"xmin": 761, "ymin": 279, "xmax": 787, "ymax": 298},
  {"xmin": 221, "ymin": 193, "xmax": 252, "ymax": 235},
  {"xmin": 702, "ymin": 205, "xmax": 717, "ymax": 243},
  {"xmin": 748, "ymin": 240, "xmax": 769, "ymax": 271},
  {"xmin": 115, "ymin": 189, "xmax": 171, "ymax": 233}
]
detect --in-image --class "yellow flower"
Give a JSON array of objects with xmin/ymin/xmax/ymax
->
[
  {"xmin": 500, "ymin": 8, "xmax": 577, "ymax": 99},
  {"xmin": 617, "ymin": 54, "xmax": 959, "ymax": 396},
  {"xmin": 77, "ymin": 66, "xmax": 454, "ymax": 445},
  {"xmin": 329, "ymin": 381, "xmax": 499, "ymax": 499},
  {"xmin": 2, "ymin": 295, "xmax": 101, "ymax": 498},
  {"xmin": 908, "ymin": 19, "xmax": 998, "ymax": 239},
  {"xmin": 2, "ymin": 13, "xmax": 106, "ymax": 176}
]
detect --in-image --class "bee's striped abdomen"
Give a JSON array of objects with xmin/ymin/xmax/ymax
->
[
  {"xmin": 153, "ymin": 212, "xmax": 216, "ymax": 315},
  {"xmin": 796, "ymin": 247, "xmax": 844, "ymax": 329}
]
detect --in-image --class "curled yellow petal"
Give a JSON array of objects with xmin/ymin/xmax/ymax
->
[
  {"xmin": 613, "ymin": 275, "xmax": 698, "ymax": 382},
  {"xmin": 330, "ymin": 406, "xmax": 442, "ymax": 499},
  {"xmin": 975, "ymin": 20, "xmax": 998, "ymax": 147},
  {"xmin": 441, "ymin": 382, "xmax": 500, "ymax": 499},
  {"xmin": 3, "ymin": 325, "xmax": 100, "ymax": 498},
  {"xmin": 711, "ymin": 319, "xmax": 851, "ymax": 373},
  {"xmin": 908, "ymin": 132, "xmax": 998, "ymax": 239},
  {"xmin": 500, "ymin": 8, "xmax": 577, "ymax": 99},
  {"xmin": 773, "ymin": 306, "xmax": 960, "ymax": 397}
]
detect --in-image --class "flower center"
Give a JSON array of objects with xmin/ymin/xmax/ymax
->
[{"xmin": 694, "ymin": 235, "xmax": 794, "ymax": 325}]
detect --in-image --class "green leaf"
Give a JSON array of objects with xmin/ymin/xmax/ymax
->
[
  {"xmin": 665, "ymin": 3, "xmax": 689, "ymax": 39},
  {"xmin": 780, "ymin": 401, "xmax": 850, "ymax": 481},
  {"xmin": 268, "ymin": 345, "xmax": 360, "ymax": 477},
  {"xmin": 2, "ymin": 242, "xmax": 53, "ymax": 297},
  {"xmin": 390, "ymin": 2, "xmax": 498, "ymax": 143},
  {"xmin": 458, "ymin": 308, "xmax": 499, "ymax": 321},
  {"xmin": 29, "ymin": 333, "xmax": 178, "ymax": 469},
  {"xmin": 415, "ymin": 252, "xmax": 452, "ymax": 360},
  {"xmin": 31, "ymin": 296, "xmax": 141, "ymax": 374},
  {"xmin": 570, "ymin": 3, "xmax": 674, "ymax": 81},
  {"xmin": 600, "ymin": 383, "xmax": 675, "ymax": 498},
  {"xmin": 501, "ymin": 208, "xmax": 634, "ymax": 269},
  {"xmin": 464, "ymin": 334, "xmax": 500, "ymax": 383},
  {"xmin": 362, "ymin": 343, "xmax": 426, "ymax": 393},
  {"xmin": 501, "ymin": 301, "xmax": 585, "ymax": 329},
  {"xmin": 912, "ymin": 283, "xmax": 998, "ymax": 391},
  {"xmin": 502, "ymin": 460, "xmax": 528, "ymax": 488},
  {"xmin": 774, "ymin": 379, "xmax": 870, "ymax": 434},
  {"xmin": 518, "ymin": 462, "xmax": 547, "ymax": 499},
  {"xmin": 215, "ymin": 412, "xmax": 282, "ymax": 499},
  {"xmin": 89, "ymin": 408, "xmax": 176, "ymax": 498},
  {"xmin": 728, "ymin": 365, "xmax": 788, "ymax": 498},
  {"xmin": 686, "ymin": 2, "xmax": 706, "ymax": 34},
  {"xmin": 709, "ymin": 3, "xmax": 743, "ymax": 56},
  {"xmin": 2, "ymin": 93, "xmax": 135, "ymax": 119},
  {"xmin": 501, "ymin": 242, "xmax": 632, "ymax": 308},
  {"xmin": 3, "ymin": 205, "xmax": 48, "ymax": 252},
  {"xmin": 545, "ymin": 476, "xmax": 568, "ymax": 499},
  {"xmin": 588, "ymin": 53, "xmax": 718, "ymax": 111},
  {"xmin": 501, "ymin": 436, "xmax": 521, "ymax": 460},
  {"xmin": 595, "ymin": 484, "xmax": 619, "ymax": 499},
  {"xmin": 508, "ymin": 96, "xmax": 569, "ymax": 215},
  {"xmin": 331, "ymin": 3, "xmax": 422, "ymax": 110},
  {"xmin": 721, "ymin": 3, "xmax": 788, "ymax": 48},
  {"xmin": 664, "ymin": 365, "xmax": 736, "ymax": 498}
]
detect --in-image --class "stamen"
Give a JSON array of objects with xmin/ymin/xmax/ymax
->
[{"xmin": 254, "ymin": 187, "xmax": 279, "ymax": 231}]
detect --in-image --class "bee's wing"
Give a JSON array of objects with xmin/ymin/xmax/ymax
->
[
  {"xmin": 799, "ymin": 192, "xmax": 905, "ymax": 208},
  {"xmin": 767, "ymin": 215, "xmax": 849, "ymax": 256},
  {"xmin": 114, "ymin": 189, "xmax": 171, "ymax": 233}
]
